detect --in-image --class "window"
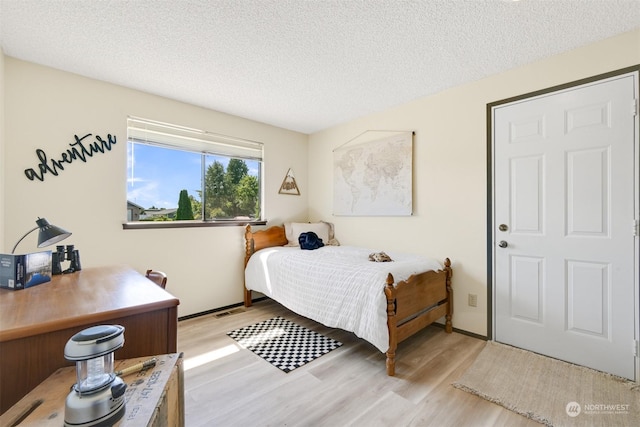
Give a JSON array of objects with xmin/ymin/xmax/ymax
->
[{"xmin": 126, "ymin": 117, "xmax": 263, "ymax": 226}]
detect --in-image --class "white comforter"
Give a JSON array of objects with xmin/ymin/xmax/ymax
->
[{"xmin": 244, "ymin": 246, "xmax": 442, "ymax": 353}]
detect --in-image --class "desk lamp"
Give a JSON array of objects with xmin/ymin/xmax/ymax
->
[{"xmin": 11, "ymin": 217, "xmax": 72, "ymax": 254}]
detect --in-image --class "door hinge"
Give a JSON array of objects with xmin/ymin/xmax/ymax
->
[
  {"xmin": 633, "ymin": 99, "xmax": 639, "ymax": 116},
  {"xmin": 635, "ymin": 219, "xmax": 640, "ymax": 237},
  {"xmin": 634, "ymin": 340, "xmax": 640, "ymax": 357}
]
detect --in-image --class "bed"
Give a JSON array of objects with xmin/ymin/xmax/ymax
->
[{"xmin": 243, "ymin": 223, "xmax": 453, "ymax": 376}]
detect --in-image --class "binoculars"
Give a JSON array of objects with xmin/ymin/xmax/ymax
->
[{"xmin": 52, "ymin": 244, "xmax": 82, "ymax": 275}]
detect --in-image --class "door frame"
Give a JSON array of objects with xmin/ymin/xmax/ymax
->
[{"xmin": 486, "ymin": 65, "xmax": 640, "ymax": 378}]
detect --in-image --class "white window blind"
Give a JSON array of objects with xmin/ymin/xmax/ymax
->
[{"xmin": 127, "ymin": 116, "xmax": 263, "ymax": 161}]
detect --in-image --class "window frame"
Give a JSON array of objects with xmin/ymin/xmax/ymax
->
[{"xmin": 124, "ymin": 117, "xmax": 266, "ymax": 229}]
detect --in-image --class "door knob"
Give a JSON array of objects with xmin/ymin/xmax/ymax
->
[{"xmin": 498, "ymin": 240, "xmax": 508, "ymax": 248}]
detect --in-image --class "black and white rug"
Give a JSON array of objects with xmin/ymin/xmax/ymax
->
[{"xmin": 227, "ymin": 316, "xmax": 342, "ymax": 373}]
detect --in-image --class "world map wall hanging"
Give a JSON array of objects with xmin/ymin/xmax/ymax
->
[{"xmin": 333, "ymin": 130, "xmax": 413, "ymax": 216}]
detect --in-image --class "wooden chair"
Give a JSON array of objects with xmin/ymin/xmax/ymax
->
[{"xmin": 145, "ymin": 269, "xmax": 167, "ymax": 289}]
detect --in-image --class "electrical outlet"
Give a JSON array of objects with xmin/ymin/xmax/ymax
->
[{"xmin": 468, "ymin": 293, "xmax": 478, "ymax": 307}]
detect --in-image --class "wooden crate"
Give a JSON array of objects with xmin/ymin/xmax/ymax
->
[{"xmin": 0, "ymin": 353, "xmax": 184, "ymax": 427}]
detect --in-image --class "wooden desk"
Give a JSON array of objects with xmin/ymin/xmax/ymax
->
[
  {"xmin": 0, "ymin": 353, "xmax": 184, "ymax": 427},
  {"xmin": 0, "ymin": 265, "xmax": 180, "ymax": 415}
]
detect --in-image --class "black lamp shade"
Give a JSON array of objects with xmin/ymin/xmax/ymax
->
[
  {"xmin": 11, "ymin": 217, "xmax": 73, "ymax": 254},
  {"xmin": 36, "ymin": 218, "xmax": 72, "ymax": 247}
]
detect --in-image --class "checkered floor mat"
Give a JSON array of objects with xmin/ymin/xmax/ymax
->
[{"xmin": 227, "ymin": 316, "xmax": 342, "ymax": 373}]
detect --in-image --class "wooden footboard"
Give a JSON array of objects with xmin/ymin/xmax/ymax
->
[
  {"xmin": 243, "ymin": 224, "xmax": 453, "ymax": 376},
  {"xmin": 384, "ymin": 258, "xmax": 452, "ymax": 376}
]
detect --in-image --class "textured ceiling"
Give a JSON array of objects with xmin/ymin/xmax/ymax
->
[{"xmin": 1, "ymin": 0, "xmax": 639, "ymax": 134}]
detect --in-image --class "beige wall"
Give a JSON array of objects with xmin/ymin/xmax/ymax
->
[
  {"xmin": 308, "ymin": 29, "xmax": 640, "ymax": 336},
  {"xmin": 2, "ymin": 58, "xmax": 309, "ymax": 317}
]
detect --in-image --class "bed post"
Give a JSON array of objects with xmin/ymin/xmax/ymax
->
[
  {"xmin": 244, "ymin": 225, "xmax": 254, "ymax": 307},
  {"xmin": 384, "ymin": 273, "xmax": 397, "ymax": 376},
  {"xmin": 444, "ymin": 258, "xmax": 453, "ymax": 333},
  {"xmin": 244, "ymin": 288, "xmax": 252, "ymax": 307}
]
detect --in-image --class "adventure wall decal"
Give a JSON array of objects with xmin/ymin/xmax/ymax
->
[{"xmin": 24, "ymin": 133, "xmax": 117, "ymax": 182}]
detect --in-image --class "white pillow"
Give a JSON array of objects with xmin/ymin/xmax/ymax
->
[{"xmin": 284, "ymin": 221, "xmax": 338, "ymax": 246}]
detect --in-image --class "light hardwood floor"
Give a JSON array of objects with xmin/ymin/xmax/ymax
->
[{"xmin": 177, "ymin": 299, "xmax": 539, "ymax": 427}]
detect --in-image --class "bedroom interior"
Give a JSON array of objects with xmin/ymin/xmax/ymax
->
[{"xmin": 1, "ymin": 1, "xmax": 639, "ymax": 425}]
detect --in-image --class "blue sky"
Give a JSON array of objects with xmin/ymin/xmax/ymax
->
[
  {"xmin": 127, "ymin": 143, "xmax": 260, "ymax": 209},
  {"xmin": 128, "ymin": 144, "xmax": 200, "ymax": 209}
]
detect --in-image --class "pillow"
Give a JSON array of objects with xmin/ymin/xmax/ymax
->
[{"xmin": 284, "ymin": 221, "xmax": 339, "ymax": 246}]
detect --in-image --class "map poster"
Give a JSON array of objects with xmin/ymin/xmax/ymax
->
[{"xmin": 333, "ymin": 132, "xmax": 412, "ymax": 216}]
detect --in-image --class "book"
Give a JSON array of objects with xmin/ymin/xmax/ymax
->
[{"xmin": 0, "ymin": 251, "xmax": 52, "ymax": 290}]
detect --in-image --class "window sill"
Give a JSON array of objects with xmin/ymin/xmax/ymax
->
[{"xmin": 122, "ymin": 219, "xmax": 267, "ymax": 230}]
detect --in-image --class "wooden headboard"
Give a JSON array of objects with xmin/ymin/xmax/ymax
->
[{"xmin": 244, "ymin": 224, "xmax": 288, "ymax": 267}]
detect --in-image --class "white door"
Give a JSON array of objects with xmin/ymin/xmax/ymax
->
[{"xmin": 492, "ymin": 73, "xmax": 638, "ymax": 380}]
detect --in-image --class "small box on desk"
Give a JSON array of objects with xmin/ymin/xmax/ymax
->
[{"xmin": 0, "ymin": 251, "xmax": 52, "ymax": 290}]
